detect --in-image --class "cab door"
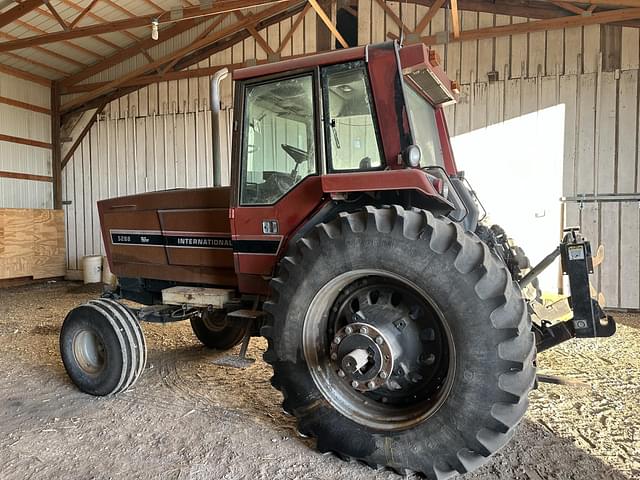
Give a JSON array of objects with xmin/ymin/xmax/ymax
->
[{"xmin": 230, "ymin": 70, "xmax": 325, "ymax": 294}]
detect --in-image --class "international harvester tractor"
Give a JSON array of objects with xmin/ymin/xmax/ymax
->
[{"xmin": 60, "ymin": 42, "xmax": 615, "ymax": 478}]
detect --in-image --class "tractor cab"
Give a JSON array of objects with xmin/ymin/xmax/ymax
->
[{"xmin": 229, "ymin": 42, "xmax": 470, "ymax": 293}]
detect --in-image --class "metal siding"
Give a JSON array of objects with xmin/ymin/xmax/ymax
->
[{"xmin": 0, "ymin": 72, "xmax": 52, "ymax": 209}]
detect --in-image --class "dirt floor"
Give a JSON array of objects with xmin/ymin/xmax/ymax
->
[{"xmin": 0, "ymin": 281, "xmax": 638, "ymax": 480}]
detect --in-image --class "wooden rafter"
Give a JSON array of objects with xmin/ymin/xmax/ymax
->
[
  {"xmin": 46, "ymin": 3, "xmax": 69, "ymax": 31},
  {"xmin": 414, "ymin": 0, "xmax": 447, "ymax": 34},
  {"xmin": 161, "ymin": 13, "xmax": 230, "ymax": 74},
  {"xmin": 60, "ymin": 17, "xmax": 206, "ymax": 87},
  {"xmin": 0, "ymin": 0, "xmax": 47, "ymax": 29},
  {"xmin": 450, "ymin": 0, "xmax": 461, "ymax": 39},
  {"xmin": 235, "ymin": 11, "xmax": 275, "ymax": 56},
  {"xmin": 22, "ymin": 4, "xmax": 122, "ymax": 52},
  {"xmin": 60, "ymin": 0, "xmax": 144, "ymax": 44},
  {"xmin": 69, "ymin": 0, "xmax": 99, "ymax": 29},
  {"xmin": 308, "ymin": 0, "xmax": 349, "ymax": 48},
  {"xmin": 0, "ymin": 0, "xmax": 292, "ymax": 53},
  {"xmin": 61, "ymin": 0, "xmax": 301, "ymax": 112},
  {"xmin": 0, "ymin": 31, "xmax": 85, "ymax": 68},
  {"xmin": 373, "ymin": 0, "xmax": 410, "ymax": 33},
  {"xmin": 14, "ymin": 18, "xmax": 102, "ymax": 59},
  {"xmin": 0, "ymin": 63, "xmax": 50, "ymax": 86},
  {"xmin": 422, "ymin": 6, "xmax": 640, "ymax": 44},
  {"xmin": 60, "ymin": 0, "xmax": 308, "ymax": 118},
  {"xmin": 276, "ymin": 3, "xmax": 311, "ymax": 54},
  {"xmin": 550, "ymin": 1, "xmax": 590, "ymax": 16}
]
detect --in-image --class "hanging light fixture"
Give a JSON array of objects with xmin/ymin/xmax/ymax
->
[{"xmin": 151, "ymin": 18, "xmax": 159, "ymax": 40}]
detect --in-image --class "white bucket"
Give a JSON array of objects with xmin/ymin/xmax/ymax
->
[
  {"xmin": 101, "ymin": 256, "xmax": 116, "ymax": 286},
  {"xmin": 82, "ymin": 255, "xmax": 103, "ymax": 284}
]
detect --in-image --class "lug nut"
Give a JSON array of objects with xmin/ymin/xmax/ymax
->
[
  {"xmin": 379, "ymin": 371, "xmax": 388, "ymax": 379},
  {"xmin": 333, "ymin": 336, "xmax": 342, "ymax": 344},
  {"xmin": 375, "ymin": 336, "xmax": 384, "ymax": 345},
  {"xmin": 330, "ymin": 352, "xmax": 338, "ymax": 361},
  {"xmin": 419, "ymin": 353, "xmax": 436, "ymax": 365},
  {"xmin": 337, "ymin": 369, "xmax": 345, "ymax": 378},
  {"xmin": 359, "ymin": 326, "xmax": 368, "ymax": 335},
  {"xmin": 351, "ymin": 380, "xmax": 359, "ymax": 388},
  {"xmin": 345, "ymin": 326, "xmax": 353, "ymax": 335},
  {"xmin": 367, "ymin": 381, "xmax": 376, "ymax": 389}
]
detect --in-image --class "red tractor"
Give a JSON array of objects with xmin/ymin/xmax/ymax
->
[{"xmin": 60, "ymin": 42, "xmax": 615, "ymax": 477}]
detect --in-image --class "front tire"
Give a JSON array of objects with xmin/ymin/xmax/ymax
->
[
  {"xmin": 60, "ymin": 299, "xmax": 146, "ymax": 396},
  {"xmin": 262, "ymin": 206, "xmax": 535, "ymax": 478}
]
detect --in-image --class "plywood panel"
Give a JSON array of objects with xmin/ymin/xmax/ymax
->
[
  {"xmin": 460, "ymin": 11, "xmax": 478, "ymax": 84},
  {"xmin": 0, "ymin": 209, "xmax": 65, "ymax": 280}
]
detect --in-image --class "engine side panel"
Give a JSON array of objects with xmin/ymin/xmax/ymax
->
[{"xmin": 99, "ymin": 187, "xmax": 237, "ymax": 287}]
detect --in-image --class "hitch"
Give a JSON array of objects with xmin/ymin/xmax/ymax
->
[{"xmin": 519, "ymin": 228, "xmax": 616, "ymax": 353}]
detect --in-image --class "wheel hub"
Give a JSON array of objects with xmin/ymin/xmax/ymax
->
[{"xmin": 330, "ymin": 322, "xmax": 394, "ymax": 392}]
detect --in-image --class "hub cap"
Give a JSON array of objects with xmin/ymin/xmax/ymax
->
[
  {"xmin": 73, "ymin": 329, "xmax": 106, "ymax": 375},
  {"xmin": 303, "ymin": 270, "xmax": 455, "ymax": 431}
]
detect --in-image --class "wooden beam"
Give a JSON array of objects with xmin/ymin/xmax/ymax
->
[
  {"xmin": 0, "ymin": 170, "xmax": 53, "ymax": 182},
  {"xmin": 0, "ymin": 63, "xmax": 50, "ymax": 86},
  {"xmin": 51, "ymin": 82, "xmax": 62, "ymax": 209},
  {"xmin": 60, "ymin": 17, "xmax": 203, "ymax": 87},
  {"xmin": 161, "ymin": 13, "xmax": 229, "ymax": 74},
  {"xmin": 373, "ymin": 0, "xmax": 410, "ymax": 32},
  {"xmin": 235, "ymin": 11, "xmax": 275, "ymax": 55},
  {"xmin": 0, "ymin": 0, "xmax": 291, "ymax": 52},
  {"xmin": 422, "ymin": 6, "xmax": 640, "ymax": 44},
  {"xmin": 0, "ymin": 0, "xmax": 46, "ymax": 29},
  {"xmin": 61, "ymin": 103, "xmax": 106, "ymax": 169},
  {"xmin": 308, "ymin": 0, "xmax": 349, "ymax": 48},
  {"xmin": 61, "ymin": 1, "xmax": 300, "ymax": 112},
  {"xmin": 0, "ymin": 96, "xmax": 50, "ymax": 115},
  {"xmin": 46, "ymin": 2, "xmax": 69, "ymax": 31},
  {"xmin": 69, "ymin": 0, "xmax": 99, "ymax": 29},
  {"xmin": 277, "ymin": 3, "xmax": 311, "ymax": 54},
  {"xmin": 550, "ymin": 1, "xmax": 589, "ymax": 15},
  {"xmin": 0, "ymin": 133, "xmax": 52, "ymax": 150},
  {"xmin": 450, "ymin": 0, "xmax": 461, "ymax": 39},
  {"xmin": 60, "ymin": 1, "xmax": 308, "ymax": 119},
  {"xmin": 414, "ymin": 0, "xmax": 447, "ymax": 34}
]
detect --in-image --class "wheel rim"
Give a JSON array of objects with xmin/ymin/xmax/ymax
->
[
  {"xmin": 72, "ymin": 329, "xmax": 106, "ymax": 375},
  {"xmin": 202, "ymin": 311, "xmax": 229, "ymax": 332},
  {"xmin": 303, "ymin": 270, "xmax": 456, "ymax": 431}
]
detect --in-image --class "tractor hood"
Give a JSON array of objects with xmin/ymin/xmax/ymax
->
[{"xmin": 98, "ymin": 187, "xmax": 237, "ymax": 287}]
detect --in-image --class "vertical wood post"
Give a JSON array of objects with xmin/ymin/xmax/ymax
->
[{"xmin": 51, "ymin": 80, "xmax": 62, "ymax": 209}]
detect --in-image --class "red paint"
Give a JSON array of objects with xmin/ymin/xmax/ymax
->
[{"xmin": 435, "ymin": 108, "xmax": 459, "ymax": 175}]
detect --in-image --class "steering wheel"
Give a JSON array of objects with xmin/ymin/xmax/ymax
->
[{"xmin": 281, "ymin": 144, "xmax": 309, "ymax": 164}]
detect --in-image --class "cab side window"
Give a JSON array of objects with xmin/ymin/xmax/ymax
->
[
  {"xmin": 241, "ymin": 74, "xmax": 317, "ymax": 205},
  {"xmin": 322, "ymin": 62, "xmax": 383, "ymax": 171}
]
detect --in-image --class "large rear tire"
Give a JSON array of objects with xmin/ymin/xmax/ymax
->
[{"xmin": 262, "ymin": 206, "xmax": 535, "ymax": 478}]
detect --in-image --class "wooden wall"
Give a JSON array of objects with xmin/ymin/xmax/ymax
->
[
  {"xmin": 59, "ymin": 2, "xmax": 640, "ymax": 309},
  {"xmin": 0, "ymin": 209, "xmax": 66, "ymax": 281},
  {"xmin": 0, "ymin": 69, "xmax": 53, "ymax": 209}
]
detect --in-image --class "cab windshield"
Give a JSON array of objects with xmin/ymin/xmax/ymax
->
[{"xmin": 403, "ymin": 85, "xmax": 445, "ymax": 168}]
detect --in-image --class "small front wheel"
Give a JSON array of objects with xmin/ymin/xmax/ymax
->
[{"xmin": 60, "ymin": 299, "xmax": 146, "ymax": 396}]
